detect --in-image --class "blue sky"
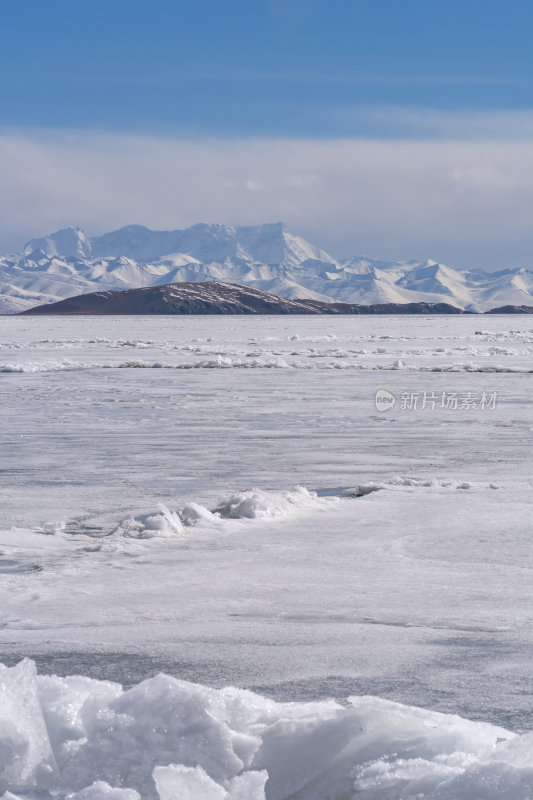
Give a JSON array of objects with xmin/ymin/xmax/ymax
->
[
  {"xmin": 3, "ymin": 0, "xmax": 533, "ymax": 135},
  {"xmin": 2, "ymin": 0, "xmax": 533, "ymax": 266}
]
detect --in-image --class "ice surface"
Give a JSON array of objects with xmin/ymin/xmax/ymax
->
[{"xmin": 0, "ymin": 315, "xmax": 532, "ymax": 798}]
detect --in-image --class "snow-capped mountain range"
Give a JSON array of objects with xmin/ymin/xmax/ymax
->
[{"xmin": 2, "ymin": 222, "xmax": 533, "ymax": 313}]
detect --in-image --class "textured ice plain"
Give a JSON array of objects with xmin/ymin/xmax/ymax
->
[{"xmin": 0, "ymin": 315, "xmax": 532, "ymax": 799}]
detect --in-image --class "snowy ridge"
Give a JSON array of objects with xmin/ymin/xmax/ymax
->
[
  {"xmin": 3, "ymin": 223, "xmax": 533, "ymax": 312},
  {"xmin": 116, "ymin": 486, "xmax": 323, "ymax": 538},
  {"xmin": 3, "ymin": 358, "xmax": 532, "ymax": 374},
  {"xmin": 3, "ymin": 321, "xmax": 533, "ymax": 373}
]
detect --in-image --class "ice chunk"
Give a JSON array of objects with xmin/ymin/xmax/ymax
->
[
  {"xmin": 153, "ymin": 764, "xmax": 267, "ymax": 800},
  {"xmin": 33, "ymin": 520, "xmax": 65, "ymax": 535},
  {"xmin": 153, "ymin": 504, "xmax": 185, "ymax": 534},
  {"xmin": 180, "ymin": 502, "xmax": 221, "ymax": 527},
  {"xmin": 37, "ymin": 674, "xmax": 122, "ymax": 768},
  {"xmin": 388, "ymin": 475, "xmax": 435, "ymax": 487},
  {"xmin": 56, "ymin": 674, "xmax": 244, "ymax": 798},
  {"xmin": 120, "ymin": 504, "xmax": 185, "ymax": 538},
  {"xmin": 429, "ymin": 761, "xmax": 533, "ymax": 799},
  {"xmin": 153, "ymin": 764, "xmax": 226, "ymax": 800},
  {"xmin": 2, "ymin": 660, "xmax": 532, "ymax": 800},
  {"xmin": 70, "ymin": 780, "xmax": 141, "ymax": 800},
  {"xmin": 352, "ymin": 482, "xmax": 382, "ymax": 497},
  {"xmin": 251, "ymin": 700, "xmax": 362, "ymax": 798},
  {"xmin": 0, "ymin": 659, "xmax": 58, "ymax": 793},
  {"xmin": 212, "ymin": 486, "xmax": 317, "ymax": 520}
]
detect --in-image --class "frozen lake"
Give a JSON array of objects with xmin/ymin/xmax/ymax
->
[{"xmin": 1, "ymin": 314, "xmax": 532, "ymax": 799}]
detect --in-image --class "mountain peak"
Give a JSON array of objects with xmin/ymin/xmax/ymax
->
[
  {"xmin": 20, "ymin": 221, "xmax": 325, "ymax": 266},
  {"xmin": 24, "ymin": 226, "xmax": 92, "ymax": 259},
  {"xmin": 88, "ymin": 221, "xmax": 333, "ymax": 266}
]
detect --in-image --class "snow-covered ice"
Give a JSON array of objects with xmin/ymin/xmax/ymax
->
[{"xmin": 0, "ymin": 314, "xmax": 532, "ymax": 798}]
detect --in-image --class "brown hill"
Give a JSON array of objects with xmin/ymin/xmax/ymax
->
[{"xmin": 20, "ymin": 281, "xmax": 468, "ymax": 315}]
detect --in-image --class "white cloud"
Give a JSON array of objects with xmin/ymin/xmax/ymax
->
[
  {"xmin": 1, "ymin": 126, "xmax": 533, "ymax": 268},
  {"xmin": 279, "ymin": 172, "xmax": 319, "ymax": 189},
  {"xmin": 244, "ymin": 179, "xmax": 264, "ymax": 191}
]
